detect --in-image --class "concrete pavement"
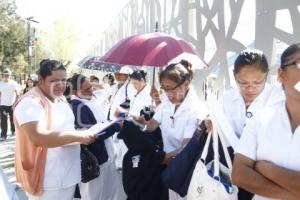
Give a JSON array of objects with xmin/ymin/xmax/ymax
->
[{"xmin": 0, "ymin": 135, "xmax": 28, "ymax": 200}]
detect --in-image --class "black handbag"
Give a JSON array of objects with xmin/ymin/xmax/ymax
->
[
  {"xmin": 80, "ymin": 145, "xmax": 100, "ymax": 183},
  {"xmin": 120, "ymin": 99, "xmax": 131, "ymax": 109}
]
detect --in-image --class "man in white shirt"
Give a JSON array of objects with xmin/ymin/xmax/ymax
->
[{"xmin": 0, "ymin": 68, "xmax": 19, "ymax": 140}]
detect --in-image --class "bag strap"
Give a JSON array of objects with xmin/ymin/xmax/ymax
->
[
  {"xmin": 218, "ymin": 124, "xmax": 233, "ymax": 170},
  {"xmin": 125, "ymin": 82, "xmax": 129, "ymax": 100},
  {"xmin": 211, "ymin": 117, "xmax": 234, "ymax": 178},
  {"xmin": 200, "ymin": 129, "xmax": 212, "ymax": 161},
  {"xmin": 212, "ymin": 120, "xmax": 219, "ymax": 178}
]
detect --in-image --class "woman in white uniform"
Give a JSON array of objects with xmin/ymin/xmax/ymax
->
[
  {"xmin": 221, "ymin": 49, "xmax": 285, "ymax": 200},
  {"xmin": 137, "ymin": 60, "xmax": 208, "ymax": 200},
  {"xmin": 222, "ymin": 49, "xmax": 284, "ymax": 138},
  {"xmin": 14, "ymin": 60, "xmax": 96, "ymax": 200},
  {"xmin": 70, "ymin": 74, "xmax": 122, "ymax": 200},
  {"xmin": 107, "ymin": 66, "xmax": 136, "ymax": 171},
  {"xmin": 107, "ymin": 66, "xmax": 136, "ymax": 121},
  {"xmin": 232, "ymin": 43, "xmax": 300, "ymax": 199},
  {"xmin": 128, "ymin": 70, "xmax": 152, "ymax": 117}
]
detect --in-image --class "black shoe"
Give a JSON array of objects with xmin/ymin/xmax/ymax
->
[{"xmin": 0, "ymin": 137, "xmax": 6, "ymax": 141}]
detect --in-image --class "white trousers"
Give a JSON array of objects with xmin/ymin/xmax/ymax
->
[
  {"xmin": 27, "ymin": 185, "xmax": 76, "ymax": 200},
  {"xmin": 112, "ymin": 136, "xmax": 128, "ymax": 169},
  {"xmin": 79, "ymin": 138, "xmax": 126, "ymax": 200}
]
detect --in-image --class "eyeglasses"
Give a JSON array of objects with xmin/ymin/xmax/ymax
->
[
  {"xmin": 160, "ymin": 80, "xmax": 185, "ymax": 94},
  {"xmin": 282, "ymin": 58, "xmax": 300, "ymax": 69},
  {"xmin": 236, "ymin": 74, "xmax": 267, "ymax": 89}
]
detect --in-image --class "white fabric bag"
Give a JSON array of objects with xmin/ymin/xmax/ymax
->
[{"xmin": 187, "ymin": 118, "xmax": 238, "ymax": 200}]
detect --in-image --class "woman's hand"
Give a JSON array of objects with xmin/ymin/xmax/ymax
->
[
  {"xmin": 150, "ymin": 86, "xmax": 161, "ymax": 105},
  {"xmin": 78, "ymin": 130, "xmax": 97, "ymax": 145},
  {"xmin": 132, "ymin": 115, "xmax": 147, "ymax": 125},
  {"xmin": 204, "ymin": 118, "xmax": 213, "ymax": 133},
  {"xmin": 114, "ymin": 107, "xmax": 128, "ymax": 118}
]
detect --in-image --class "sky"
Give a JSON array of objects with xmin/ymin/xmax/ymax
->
[{"xmin": 15, "ymin": 0, "xmax": 130, "ymax": 59}]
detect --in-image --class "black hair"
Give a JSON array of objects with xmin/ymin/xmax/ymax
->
[
  {"xmin": 130, "ymin": 70, "xmax": 147, "ymax": 81},
  {"xmin": 233, "ymin": 49, "xmax": 269, "ymax": 74},
  {"xmin": 38, "ymin": 59, "xmax": 66, "ymax": 78},
  {"xmin": 71, "ymin": 74, "xmax": 86, "ymax": 92},
  {"xmin": 25, "ymin": 77, "xmax": 37, "ymax": 87},
  {"xmin": 63, "ymin": 78, "xmax": 72, "ymax": 103},
  {"xmin": 159, "ymin": 59, "xmax": 193, "ymax": 84},
  {"xmin": 103, "ymin": 73, "xmax": 115, "ymax": 85},
  {"xmin": 90, "ymin": 75, "xmax": 99, "ymax": 83},
  {"xmin": 281, "ymin": 43, "xmax": 300, "ymax": 68}
]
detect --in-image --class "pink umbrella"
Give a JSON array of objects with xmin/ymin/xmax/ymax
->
[{"xmin": 100, "ymin": 32, "xmax": 207, "ymax": 69}]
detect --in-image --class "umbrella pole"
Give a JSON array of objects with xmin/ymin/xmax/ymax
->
[
  {"xmin": 151, "ymin": 67, "xmax": 156, "ymax": 107},
  {"xmin": 152, "ymin": 67, "xmax": 156, "ymax": 87},
  {"xmin": 152, "ymin": 21, "xmax": 159, "ymax": 106}
]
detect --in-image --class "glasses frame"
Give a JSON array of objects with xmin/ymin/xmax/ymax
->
[
  {"xmin": 160, "ymin": 79, "xmax": 186, "ymax": 93},
  {"xmin": 236, "ymin": 73, "xmax": 268, "ymax": 90}
]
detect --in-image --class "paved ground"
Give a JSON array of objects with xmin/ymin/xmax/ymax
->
[
  {"xmin": 0, "ymin": 134, "xmax": 28, "ymax": 200},
  {"xmin": 0, "ymin": 134, "xmax": 126, "ymax": 200}
]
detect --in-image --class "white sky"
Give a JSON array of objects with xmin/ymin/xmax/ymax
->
[{"xmin": 15, "ymin": 0, "xmax": 130, "ymax": 59}]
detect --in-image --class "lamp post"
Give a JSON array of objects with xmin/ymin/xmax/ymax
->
[{"xmin": 25, "ymin": 17, "xmax": 39, "ymax": 75}]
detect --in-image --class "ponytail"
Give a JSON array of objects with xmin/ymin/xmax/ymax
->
[{"xmin": 159, "ymin": 59, "xmax": 193, "ymax": 84}]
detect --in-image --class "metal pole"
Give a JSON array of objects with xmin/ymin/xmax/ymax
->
[
  {"xmin": 26, "ymin": 17, "xmax": 39, "ymax": 75},
  {"xmin": 27, "ymin": 21, "xmax": 31, "ymax": 75}
]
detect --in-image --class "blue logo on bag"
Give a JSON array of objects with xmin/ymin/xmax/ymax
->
[{"xmin": 207, "ymin": 161, "xmax": 233, "ymax": 193}]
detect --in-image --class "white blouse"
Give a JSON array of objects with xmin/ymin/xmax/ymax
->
[
  {"xmin": 153, "ymin": 87, "xmax": 208, "ymax": 153},
  {"xmin": 237, "ymin": 99, "xmax": 300, "ymax": 200},
  {"xmin": 107, "ymin": 80, "xmax": 136, "ymax": 120},
  {"xmin": 14, "ymin": 96, "xmax": 81, "ymax": 190},
  {"xmin": 222, "ymin": 84, "xmax": 284, "ymax": 137},
  {"xmin": 128, "ymin": 84, "xmax": 152, "ymax": 117}
]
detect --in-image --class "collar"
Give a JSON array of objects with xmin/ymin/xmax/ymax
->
[
  {"xmin": 71, "ymin": 95, "xmax": 95, "ymax": 104},
  {"xmin": 172, "ymin": 86, "xmax": 199, "ymax": 117}
]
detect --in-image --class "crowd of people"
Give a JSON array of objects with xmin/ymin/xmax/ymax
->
[{"xmin": 0, "ymin": 42, "xmax": 299, "ymax": 200}]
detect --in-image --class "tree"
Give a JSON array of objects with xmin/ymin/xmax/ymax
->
[
  {"xmin": 42, "ymin": 20, "xmax": 79, "ymax": 64},
  {"xmin": 0, "ymin": 0, "xmax": 28, "ymax": 76}
]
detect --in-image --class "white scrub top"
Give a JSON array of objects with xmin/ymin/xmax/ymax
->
[
  {"xmin": 236, "ymin": 99, "xmax": 300, "ymax": 200},
  {"xmin": 108, "ymin": 80, "xmax": 136, "ymax": 120},
  {"xmin": 153, "ymin": 87, "xmax": 208, "ymax": 153},
  {"xmin": 128, "ymin": 84, "xmax": 152, "ymax": 117},
  {"xmin": 14, "ymin": 96, "xmax": 81, "ymax": 190},
  {"xmin": 222, "ymin": 84, "xmax": 284, "ymax": 137}
]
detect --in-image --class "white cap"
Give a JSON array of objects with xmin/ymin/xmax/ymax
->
[
  {"xmin": 2, "ymin": 68, "xmax": 12, "ymax": 75},
  {"xmin": 117, "ymin": 66, "xmax": 133, "ymax": 75}
]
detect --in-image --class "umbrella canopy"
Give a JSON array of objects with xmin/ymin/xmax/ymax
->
[
  {"xmin": 100, "ymin": 32, "xmax": 207, "ymax": 69},
  {"xmin": 78, "ymin": 56, "xmax": 122, "ymax": 72}
]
